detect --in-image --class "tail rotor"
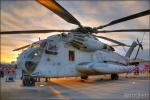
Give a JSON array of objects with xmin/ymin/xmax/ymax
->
[{"xmin": 134, "ymin": 33, "xmax": 145, "ymax": 59}]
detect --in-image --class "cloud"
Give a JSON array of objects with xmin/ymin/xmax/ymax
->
[{"xmin": 0, "ymin": 0, "xmax": 149, "ymax": 63}]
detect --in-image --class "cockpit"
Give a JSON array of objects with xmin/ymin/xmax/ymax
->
[
  {"xmin": 24, "ymin": 39, "xmax": 47, "ymax": 74},
  {"xmin": 30, "ymin": 39, "xmax": 47, "ymax": 49},
  {"xmin": 23, "ymin": 39, "xmax": 59, "ymax": 74},
  {"xmin": 45, "ymin": 40, "xmax": 58, "ymax": 55}
]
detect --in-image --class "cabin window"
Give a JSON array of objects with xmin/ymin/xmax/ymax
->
[
  {"xmin": 69, "ymin": 50, "xmax": 75, "ymax": 61},
  {"xmin": 31, "ymin": 43, "xmax": 40, "ymax": 48},
  {"xmin": 31, "ymin": 40, "xmax": 47, "ymax": 49},
  {"xmin": 45, "ymin": 42, "xmax": 58, "ymax": 55}
]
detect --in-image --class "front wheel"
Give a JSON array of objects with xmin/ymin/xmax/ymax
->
[{"xmin": 22, "ymin": 76, "xmax": 35, "ymax": 86}]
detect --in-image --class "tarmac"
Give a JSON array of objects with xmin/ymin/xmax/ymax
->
[{"xmin": 0, "ymin": 75, "xmax": 150, "ymax": 100}]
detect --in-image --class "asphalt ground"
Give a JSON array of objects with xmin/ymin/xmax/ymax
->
[{"xmin": 0, "ymin": 75, "xmax": 150, "ymax": 100}]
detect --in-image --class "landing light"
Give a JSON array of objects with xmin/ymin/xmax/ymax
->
[
  {"xmin": 40, "ymin": 84, "xmax": 44, "ymax": 87},
  {"xmin": 34, "ymin": 53, "xmax": 38, "ymax": 56}
]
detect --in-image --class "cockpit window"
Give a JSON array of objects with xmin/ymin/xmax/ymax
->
[
  {"xmin": 31, "ymin": 43, "xmax": 40, "ymax": 48},
  {"xmin": 47, "ymin": 42, "xmax": 57, "ymax": 51},
  {"xmin": 45, "ymin": 41, "xmax": 58, "ymax": 55},
  {"xmin": 31, "ymin": 40, "xmax": 47, "ymax": 49}
]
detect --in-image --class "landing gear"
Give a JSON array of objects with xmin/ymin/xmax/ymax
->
[
  {"xmin": 45, "ymin": 77, "xmax": 48, "ymax": 82},
  {"xmin": 37, "ymin": 77, "xmax": 41, "ymax": 82},
  {"xmin": 111, "ymin": 74, "xmax": 119, "ymax": 80},
  {"xmin": 22, "ymin": 76, "xmax": 36, "ymax": 86},
  {"xmin": 81, "ymin": 75, "xmax": 88, "ymax": 80}
]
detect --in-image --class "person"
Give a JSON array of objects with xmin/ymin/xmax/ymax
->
[
  {"xmin": 0, "ymin": 68, "xmax": 4, "ymax": 78},
  {"xmin": 9, "ymin": 70, "xmax": 14, "ymax": 82},
  {"xmin": 12, "ymin": 67, "xmax": 17, "ymax": 79},
  {"xmin": 12, "ymin": 70, "xmax": 16, "ymax": 81},
  {"xmin": 5, "ymin": 70, "xmax": 10, "ymax": 82}
]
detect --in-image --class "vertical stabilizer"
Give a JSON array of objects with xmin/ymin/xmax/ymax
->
[{"xmin": 125, "ymin": 41, "xmax": 137, "ymax": 58}]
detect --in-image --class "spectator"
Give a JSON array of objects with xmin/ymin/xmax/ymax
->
[
  {"xmin": 5, "ymin": 70, "xmax": 10, "ymax": 82},
  {"xmin": 2, "ymin": 68, "xmax": 4, "ymax": 78}
]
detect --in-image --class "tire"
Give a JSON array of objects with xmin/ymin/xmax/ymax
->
[
  {"xmin": 111, "ymin": 74, "xmax": 119, "ymax": 80},
  {"xmin": 81, "ymin": 75, "xmax": 88, "ymax": 80},
  {"xmin": 23, "ymin": 77, "xmax": 28, "ymax": 86},
  {"xmin": 23, "ymin": 76, "xmax": 35, "ymax": 86}
]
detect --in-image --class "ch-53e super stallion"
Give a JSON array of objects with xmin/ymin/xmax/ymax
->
[{"xmin": 1, "ymin": 0, "xmax": 150, "ymax": 86}]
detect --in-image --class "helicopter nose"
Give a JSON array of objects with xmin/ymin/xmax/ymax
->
[{"xmin": 25, "ymin": 61, "xmax": 37, "ymax": 74}]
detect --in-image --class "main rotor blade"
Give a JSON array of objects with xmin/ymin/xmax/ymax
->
[
  {"xmin": 13, "ymin": 44, "xmax": 30, "ymax": 51},
  {"xmin": 95, "ymin": 29, "xmax": 150, "ymax": 33},
  {"xmin": 37, "ymin": 0, "xmax": 82, "ymax": 27},
  {"xmin": 96, "ymin": 9, "xmax": 150, "ymax": 29},
  {"xmin": 0, "ymin": 30, "xmax": 73, "ymax": 34},
  {"xmin": 110, "ymin": 44, "xmax": 130, "ymax": 47},
  {"xmin": 141, "ymin": 32, "xmax": 145, "ymax": 43},
  {"xmin": 93, "ymin": 35, "xmax": 129, "ymax": 46}
]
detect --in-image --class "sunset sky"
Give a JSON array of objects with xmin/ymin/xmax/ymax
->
[{"xmin": 1, "ymin": 0, "xmax": 149, "ymax": 63}]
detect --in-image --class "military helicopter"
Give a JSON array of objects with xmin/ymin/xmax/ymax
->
[{"xmin": 1, "ymin": 0, "xmax": 150, "ymax": 86}]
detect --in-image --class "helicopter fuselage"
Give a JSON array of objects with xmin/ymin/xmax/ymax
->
[{"xmin": 17, "ymin": 33, "xmax": 134, "ymax": 78}]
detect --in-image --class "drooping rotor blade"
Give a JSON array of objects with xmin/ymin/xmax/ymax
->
[
  {"xmin": 136, "ymin": 38, "xmax": 143, "ymax": 50},
  {"xmin": 0, "ymin": 30, "xmax": 73, "ymax": 34},
  {"xmin": 36, "ymin": 0, "xmax": 82, "ymax": 27},
  {"xmin": 141, "ymin": 32, "xmax": 145, "ymax": 43},
  {"xmin": 95, "ymin": 9, "xmax": 150, "ymax": 29},
  {"xmin": 110, "ymin": 44, "xmax": 130, "ymax": 47},
  {"xmin": 137, "ymin": 38, "xmax": 140, "ymax": 44},
  {"xmin": 13, "ymin": 44, "xmax": 30, "ymax": 51},
  {"xmin": 93, "ymin": 35, "xmax": 129, "ymax": 47},
  {"xmin": 139, "ymin": 44, "xmax": 143, "ymax": 50},
  {"xmin": 136, "ymin": 33, "xmax": 145, "ymax": 50},
  {"xmin": 139, "ymin": 33, "xmax": 145, "ymax": 50},
  {"xmin": 134, "ymin": 45, "xmax": 141, "ymax": 59},
  {"xmin": 134, "ymin": 33, "xmax": 145, "ymax": 59},
  {"xmin": 95, "ymin": 29, "xmax": 150, "ymax": 33}
]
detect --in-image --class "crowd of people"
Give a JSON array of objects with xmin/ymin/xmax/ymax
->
[{"xmin": 0, "ymin": 67, "xmax": 17, "ymax": 82}]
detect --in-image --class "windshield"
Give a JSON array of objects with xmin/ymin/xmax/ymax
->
[
  {"xmin": 31, "ymin": 40, "xmax": 47, "ymax": 49},
  {"xmin": 31, "ymin": 43, "xmax": 40, "ymax": 48}
]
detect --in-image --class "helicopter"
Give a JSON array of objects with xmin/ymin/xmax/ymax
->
[{"xmin": 1, "ymin": 0, "xmax": 150, "ymax": 86}]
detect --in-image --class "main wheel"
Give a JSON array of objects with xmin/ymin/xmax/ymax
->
[
  {"xmin": 45, "ymin": 77, "xmax": 48, "ymax": 82},
  {"xmin": 111, "ymin": 74, "xmax": 119, "ymax": 80},
  {"xmin": 81, "ymin": 75, "xmax": 88, "ymax": 80},
  {"xmin": 22, "ymin": 76, "xmax": 29, "ymax": 86}
]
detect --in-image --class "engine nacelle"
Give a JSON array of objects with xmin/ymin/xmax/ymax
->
[
  {"xmin": 69, "ymin": 35, "xmax": 106, "ymax": 51},
  {"xmin": 83, "ymin": 37, "xmax": 106, "ymax": 51}
]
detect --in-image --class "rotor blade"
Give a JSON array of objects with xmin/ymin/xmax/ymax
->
[
  {"xmin": 140, "ymin": 44, "xmax": 143, "ymax": 50},
  {"xmin": 137, "ymin": 38, "xmax": 140, "ymax": 44},
  {"xmin": 93, "ymin": 35, "xmax": 129, "ymax": 46},
  {"xmin": 13, "ymin": 44, "xmax": 30, "ymax": 51},
  {"xmin": 0, "ymin": 30, "xmax": 73, "ymax": 34},
  {"xmin": 134, "ymin": 46, "xmax": 140, "ymax": 59},
  {"xmin": 37, "ymin": 0, "xmax": 82, "ymax": 27},
  {"xmin": 95, "ymin": 29, "xmax": 150, "ymax": 33},
  {"xmin": 140, "ymin": 33, "xmax": 145, "ymax": 50},
  {"xmin": 141, "ymin": 32, "xmax": 145, "ymax": 43},
  {"xmin": 111, "ymin": 44, "xmax": 130, "ymax": 47},
  {"xmin": 96, "ymin": 9, "xmax": 150, "ymax": 29}
]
